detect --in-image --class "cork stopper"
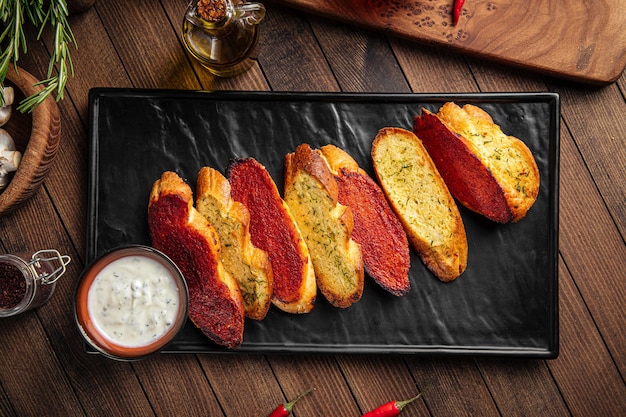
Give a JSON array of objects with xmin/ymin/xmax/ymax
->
[{"xmin": 196, "ymin": 0, "xmax": 227, "ymax": 22}]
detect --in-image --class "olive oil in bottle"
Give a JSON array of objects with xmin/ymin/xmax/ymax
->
[{"xmin": 182, "ymin": 0, "xmax": 265, "ymax": 77}]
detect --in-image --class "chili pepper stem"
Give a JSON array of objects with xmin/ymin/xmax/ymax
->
[
  {"xmin": 395, "ymin": 382, "xmax": 432, "ymax": 412},
  {"xmin": 284, "ymin": 387, "xmax": 316, "ymax": 412},
  {"xmin": 395, "ymin": 391, "xmax": 425, "ymax": 411}
]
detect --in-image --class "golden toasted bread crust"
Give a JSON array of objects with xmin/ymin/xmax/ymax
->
[
  {"xmin": 320, "ymin": 144, "xmax": 411, "ymax": 296},
  {"xmin": 284, "ymin": 144, "xmax": 364, "ymax": 307},
  {"xmin": 414, "ymin": 108, "xmax": 512, "ymax": 223},
  {"xmin": 196, "ymin": 167, "xmax": 273, "ymax": 321},
  {"xmin": 227, "ymin": 158, "xmax": 316, "ymax": 314},
  {"xmin": 435, "ymin": 102, "xmax": 540, "ymax": 222},
  {"xmin": 371, "ymin": 128, "xmax": 468, "ymax": 282},
  {"xmin": 148, "ymin": 171, "xmax": 244, "ymax": 348}
]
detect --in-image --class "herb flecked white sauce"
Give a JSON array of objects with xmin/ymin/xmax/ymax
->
[{"xmin": 88, "ymin": 255, "xmax": 180, "ymax": 347}]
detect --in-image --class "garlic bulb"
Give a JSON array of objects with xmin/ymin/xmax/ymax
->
[
  {"xmin": 0, "ymin": 128, "xmax": 22, "ymax": 188},
  {"xmin": 0, "ymin": 88, "xmax": 23, "ymax": 191}
]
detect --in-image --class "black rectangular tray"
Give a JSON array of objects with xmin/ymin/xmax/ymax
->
[{"xmin": 87, "ymin": 90, "xmax": 559, "ymax": 357}]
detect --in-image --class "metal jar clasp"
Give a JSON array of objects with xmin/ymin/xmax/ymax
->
[{"xmin": 29, "ymin": 249, "xmax": 71, "ymax": 285}]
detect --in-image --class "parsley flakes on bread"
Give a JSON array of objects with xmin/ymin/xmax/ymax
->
[{"xmin": 371, "ymin": 127, "xmax": 468, "ymax": 282}]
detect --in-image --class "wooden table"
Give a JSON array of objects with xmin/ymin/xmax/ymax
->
[{"xmin": 1, "ymin": 1, "xmax": 624, "ymax": 416}]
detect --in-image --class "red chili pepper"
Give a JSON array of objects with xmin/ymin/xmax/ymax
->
[
  {"xmin": 268, "ymin": 387, "xmax": 315, "ymax": 417},
  {"xmin": 361, "ymin": 386, "xmax": 429, "ymax": 417},
  {"xmin": 453, "ymin": 0, "xmax": 465, "ymax": 26}
]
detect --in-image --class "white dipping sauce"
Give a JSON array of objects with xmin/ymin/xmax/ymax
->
[{"xmin": 87, "ymin": 255, "xmax": 180, "ymax": 348}]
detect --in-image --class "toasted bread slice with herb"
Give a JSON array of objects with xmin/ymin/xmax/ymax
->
[
  {"xmin": 319, "ymin": 144, "xmax": 411, "ymax": 296},
  {"xmin": 371, "ymin": 128, "xmax": 467, "ymax": 282},
  {"xmin": 195, "ymin": 166, "xmax": 273, "ymax": 320},
  {"xmin": 148, "ymin": 171, "xmax": 244, "ymax": 348},
  {"xmin": 284, "ymin": 144, "xmax": 364, "ymax": 307},
  {"xmin": 227, "ymin": 157, "xmax": 316, "ymax": 314},
  {"xmin": 414, "ymin": 103, "xmax": 540, "ymax": 223}
]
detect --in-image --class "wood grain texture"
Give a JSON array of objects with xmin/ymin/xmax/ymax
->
[
  {"xmin": 550, "ymin": 258, "xmax": 626, "ymax": 416},
  {"xmin": 0, "ymin": 313, "xmax": 84, "ymax": 416},
  {"xmin": 338, "ymin": 355, "xmax": 430, "ymax": 415},
  {"xmin": 556, "ymin": 116, "xmax": 626, "ymax": 374},
  {"xmin": 407, "ymin": 357, "xmax": 501, "ymax": 417},
  {"xmin": 273, "ymin": 0, "xmax": 626, "ymax": 84},
  {"xmin": 269, "ymin": 355, "xmax": 363, "ymax": 416},
  {"xmin": 198, "ymin": 354, "xmax": 282, "ymax": 416},
  {"xmin": 258, "ymin": 4, "xmax": 339, "ymax": 91},
  {"xmin": 133, "ymin": 355, "xmax": 225, "ymax": 417},
  {"xmin": 0, "ymin": 0, "xmax": 624, "ymax": 415}
]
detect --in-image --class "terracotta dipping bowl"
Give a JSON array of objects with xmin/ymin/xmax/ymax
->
[
  {"xmin": 0, "ymin": 65, "xmax": 61, "ymax": 215},
  {"xmin": 74, "ymin": 245, "xmax": 189, "ymax": 361}
]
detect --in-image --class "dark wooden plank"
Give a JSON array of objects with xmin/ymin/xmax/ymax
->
[
  {"xmin": 0, "ymin": 379, "xmax": 16, "ymax": 417},
  {"xmin": 553, "ymin": 102, "xmax": 626, "ymax": 374},
  {"xmin": 95, "ymin": 0, "xmax": 199, "ymax": 90},
  {"xmin": 65, "ymin": 8, "xmax": 134, "ymax": 113},
  {"xmin": 406, "ymin": 358, "xmax": 501, "ymax": 417},
  {"xmin": 309, "ymin": 16, "xmax": 410, "ymax": 93},
  {"xmin": 0, "ymin": 313, "xmax": 85, "ymax": 416},
  {"xmin": 41, "ymin": 101, "xmax": 88, "ymax": 260},
  {"xmin": 133, "ymin": 355, "xmax": 225, "ymax": 417},
  {"xmin": 390, "ymin": 38, "xmax": 478, "ymax": 93},
  {"xmin": 258, "ymin": 2, "xmax": 339, "ymax": 91},
  {"xmin": 549, "ymin": 257, "xmax": 626, "ymax": 416},
  {"xmin": 197, "ymin": 355, "xmax": 281, "ymax": 416},
  {"xmin": 337, "ymin": 355, "xmax": 430, "ymax": 416},
  {"xmin": 477, "ymin": 359, "xmax": 569, "ymax": 416},
  {"xmin": 467, "ymin": 56, "xmax": 548, "ymax": 92},
  {"xmin": 269, "ymin": 355, "xmax": 362, "ymax": 416},
  {"xmin": 552, "ymin": 80, "xmax": 626, "ymax": 238}
]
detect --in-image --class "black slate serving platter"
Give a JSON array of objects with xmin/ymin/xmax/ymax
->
[{"xmin": 87, "ymin": 90, "xmax": 559, "ymax": 357}]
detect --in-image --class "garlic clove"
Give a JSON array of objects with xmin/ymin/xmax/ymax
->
[
  {"xmin": 0, "ymin": 150, "xmax": 22, "ymax": 173},
  {"xmin": 0, "ymin": 128, "xmax": 16, "ymax": 151},
  {"xmin": 0, "ymin": 87, "xmax": 14, "ymax": 127},
  {"xmin": 1, "ymin": 87, "xmax": 14, "ymax": 107}
]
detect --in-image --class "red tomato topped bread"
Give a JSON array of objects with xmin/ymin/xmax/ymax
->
[
  {"xmin": 371, "ymin": 127, "xmax": 468, "ymax": 282},
  {"xmin": 148, "ymin": 171, "xmax": 245, "ymax": 348},
  {"xmin": 319, "ymin": 144, "xmax": 411, "ymax": 296},
  {"xmin": 195, "ymin": 166, "xmax": 273, "ymax": 321},
  {"xmin": 284, "ymin": 144, "xmax": 365, "ymax": 308},
  {"xmin": 227, "ymin": 157, "xmax": 316, "ymax": 314},
  {"xmin": 413, "ymin": 103, "xmax": 540, "ymax": 223}
]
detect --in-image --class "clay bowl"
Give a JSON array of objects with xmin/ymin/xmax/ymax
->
[{"xmin": 0, "ymin": 65, "xmax": 61, "ymax": 215}]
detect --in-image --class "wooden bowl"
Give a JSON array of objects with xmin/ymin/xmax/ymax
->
[{"xmin": 0, "ymin": 65, "xmax": 61, "ymax": 215}]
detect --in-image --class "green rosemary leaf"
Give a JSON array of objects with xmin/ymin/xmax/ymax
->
[{"xmin": 1, "ymin": 0, "xmax": 76, "ymax": 113}]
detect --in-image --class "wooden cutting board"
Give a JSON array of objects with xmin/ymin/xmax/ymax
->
[{"xmin": 273, "ymin": 0, "xmax": 626, "ymax": 85}]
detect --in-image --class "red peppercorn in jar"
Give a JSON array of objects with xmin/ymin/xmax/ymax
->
[{"xmin": 0, "ymin": 250, "xmax": 71, "ymax": 317}]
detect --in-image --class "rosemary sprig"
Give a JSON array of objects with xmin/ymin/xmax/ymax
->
[{"xmin": 0, "ymin": 0, "xmax": 77, "ymax": 113}]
